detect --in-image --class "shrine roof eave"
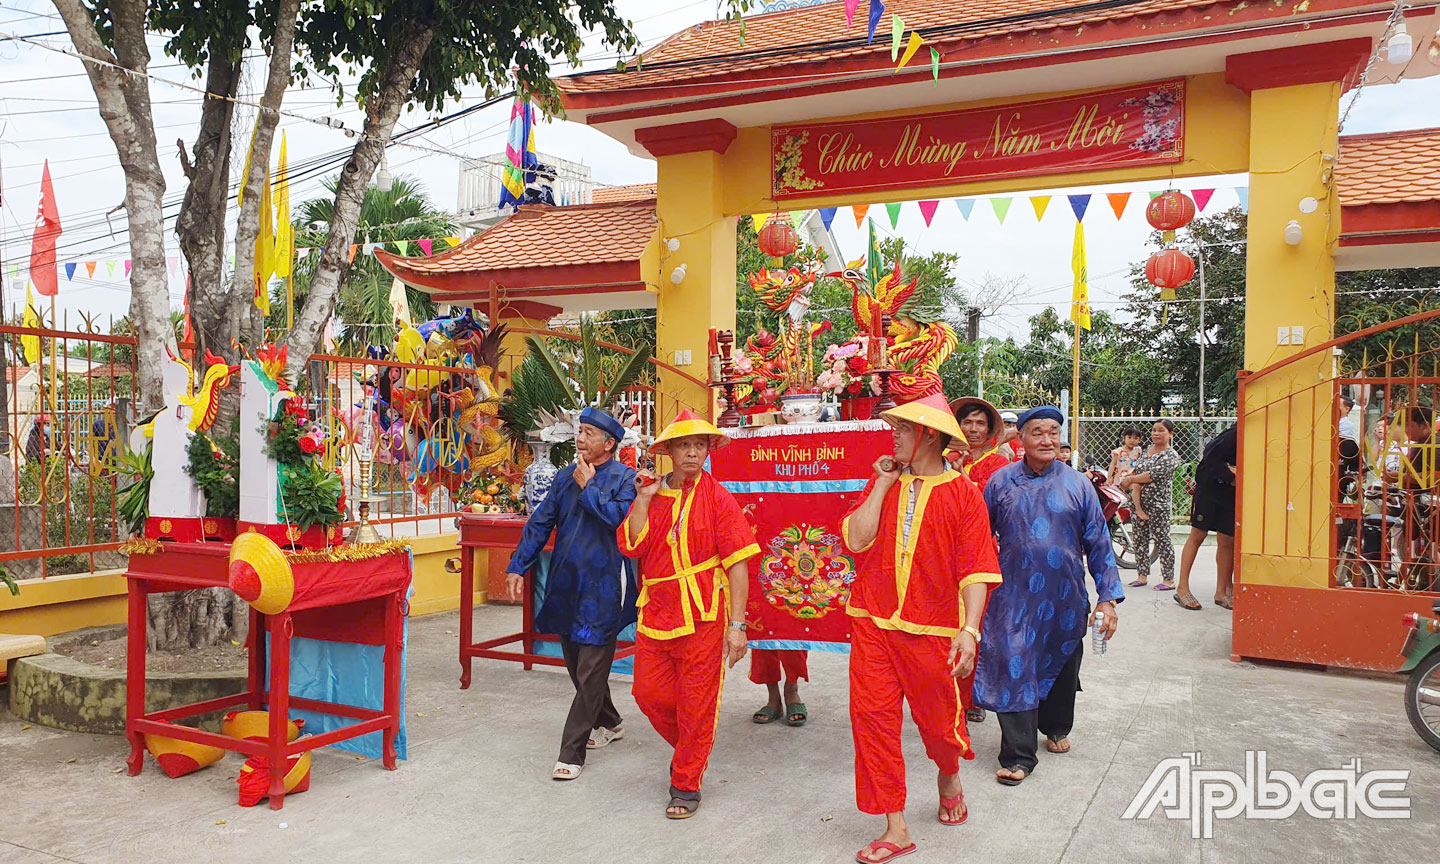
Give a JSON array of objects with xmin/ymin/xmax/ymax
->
[{"xmin": 375, "ymin": 251, "xmax": 653, "ymax": 304}]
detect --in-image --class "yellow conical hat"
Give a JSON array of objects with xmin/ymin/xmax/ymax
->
[
  {"xmin": 650, "ymin": 409, "xmax": 729, "ymax": 455},
  {"xmin": 879, "ymin": 392, "xmax": 963, "ymax": 441}
]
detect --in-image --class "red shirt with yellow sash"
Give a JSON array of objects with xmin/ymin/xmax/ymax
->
[
  {"xmin": 619, "ymin": 470, "xmax": 760, "ymax": 641},
  {"xmin": 955, "ymin": 446, "xmax": 1010, "ymax": 492},
  {"xmin": 841, "ymin": 469, "xmax": 1002, "ymax": 637}
]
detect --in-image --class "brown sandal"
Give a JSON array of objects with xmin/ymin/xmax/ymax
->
[{"xmin": 1174, "ymin": 593, "xmax": 1202, "ymax": 611}]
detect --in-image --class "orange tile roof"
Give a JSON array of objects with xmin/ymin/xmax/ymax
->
[
  {"xmin": 1337, "ymin": 127, "xmax": 1440, "ymax": 207},
  {"xmin": 592, "ymin": 183, "xmax": 657, "ymax": 203},
  {"xmin": 378, "ymin": 199, "xmax": 656, "ymax": 287},
  {"xmin": 560, "ymin": 0, "xmax": 1233, "ymax": 95}
]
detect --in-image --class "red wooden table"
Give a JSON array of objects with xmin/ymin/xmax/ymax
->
[
  {"xmin": 123, "ymin": 542, "xmax": 410, "ymax": 809},
  {"xmin": 455, "ymin": 512, "xmax": 635, "ymax": 685}
]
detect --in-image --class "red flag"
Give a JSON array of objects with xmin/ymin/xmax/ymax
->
[
  {"xmin": 182, "ymin": 275, "xmax": 195, "ymax": 360},
  {"xmin": 30, "ymin": 161, "xmax": 61, "ymax": 297}
]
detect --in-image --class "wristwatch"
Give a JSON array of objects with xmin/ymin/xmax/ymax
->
[
  {"xmin": 728, "ymin": 620, "xmax": 748, "ymax": 631},
  {"xmin": 961, "ymin": 625, "xmax": 982, "ymax": 644}
]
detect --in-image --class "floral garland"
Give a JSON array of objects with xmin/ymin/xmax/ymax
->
[{"xmin": 262, "ymin": 397, "xmax": 346, "ymax": 531}]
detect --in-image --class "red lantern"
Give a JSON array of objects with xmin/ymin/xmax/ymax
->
[
  {"xmin": 1146, "ymin": 191, "xmax": 1197, "ymax": 244},
  {"xmin": 1146, "ymin": 248, "xmax": 1196, "ymax": 300},
  {"xmin": 757, "ymin": 216, "xmax": 799, "ymax": 266}
]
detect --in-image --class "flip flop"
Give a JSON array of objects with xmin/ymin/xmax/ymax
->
[
  {"xmin": 996, "ymin": 765, "xmax": 1030, "ymax": 786},
  {"xmin": 1045, "ymin": 736, "xmax": 1071, "ymax": 754},
  {"xmin": 1127, "ymin": 579, "xmax": 1148, "ymax": 588},
  {"xmin": 752, "ymin": 705, "xmax": 782, "ymax": 725},
  {"xmin": 1153, "ymin": 582, "xmax": 1176, "ymax": 591},
  {"xmin": 1174, "ymin": 593, "xmax": 1202, "ymax": 611},
  {"xmin": 938, "ymin": 791, "xmax": 967, "ymax": 826},
  {"xmin": 965, "ymin": 707, "xmax": 986, "ymax": 723},
  {"xmin": 856, "ymin": 841, "xmax": 917, "ymax": 863},
  {"xmin": 785, "ymin": 702, "xmax": 808, "ymax": 727}
]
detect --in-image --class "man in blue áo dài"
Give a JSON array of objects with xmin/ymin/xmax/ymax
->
[
  {"xmin": 975, "ymin": 406, "xmax": 1123, "ymax": 786},
  {"xmin": 506, "ymin": 407, "xmax": 638, "ymax": 782}
]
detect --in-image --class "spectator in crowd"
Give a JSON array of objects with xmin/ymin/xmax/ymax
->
[
  {"xmin": 1174, "ymin": 425, "xmax": 1238, "ymax": 611},
  {"xmin": 1058, "ymin": 441, "xmax": 1073, "ymax": 466},
  {"xmin": 1337, "ymin": 393, "xmax": 1359, "ymax": 443},
  {"xmin": 1120, "ymin": 420, "xmax": 1182, "ymax": 590},
  {"xmin": 999, "ymin": 411, "xmax": 1022, "ymax": 461},
  {"xmin": 25, "ymin": 414, "xmax": 51, "ymax": 463},
  {"xmin": 1107, "ymin": 426, "xmax": 1143, "ymax": 486}
]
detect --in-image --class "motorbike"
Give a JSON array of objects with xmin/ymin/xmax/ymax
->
[
  {"xmin": 1401, "ymin": 599, "xmax": 1440, "ymax": 753},
  {"xmin": 1087, "ymin": 468, "xmax": 1136, "ymax": 570}
]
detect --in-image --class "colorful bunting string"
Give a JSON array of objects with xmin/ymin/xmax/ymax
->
[
  {"xmin": 890, "ymin": 14, "xmax": 903, "ymax": 61},
  {"xmin": 1030, "ymin": 196, "xmax": 1052, "ymax": 221},
  {"xmin": 1106, "ymin": 192, "xmax": 1130, "ymax": 220},
  {"xmin": 819, "ymin": 207, "xmax": 838, "ymax": 230},
  {"xmin": 897, "ymin": 30, "xmax": 924, "ymax": 70},
  {"xmin": 845, "ymin": 0, "xmax": 859, "ymax": 27},
  {"xmin": 867, "ymin": 0, "xmax": 885, "ymax": 45},
  {"xmin": 1193, "ymin": 188, "xmax": 1215, "ymax": 212},
  {"xmin": 885, "ymin": 201, "xmax": 902, "ymax": 228},
  {"xmin": 852, "ymin": 204, "xmax": 870, "ymax": 227},
  {"xmin": 990, "ymin": 197, "xmax": 1012, "ymax": 224},
  {"xmin": 955, "ymin": 199, "xmax": 975, "ymax": 220},
  {"xmin": 918, "ymin": 200, "xmax": 939, "ymax": 226}
]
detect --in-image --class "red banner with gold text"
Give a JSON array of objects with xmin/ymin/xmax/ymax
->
[
  {"xmin": 770, "ymin": 80, "xmax": 1184, "ymax": 201},
  {"xmin": 709, "ymin": 422, "xmax": 892, "ymax": 649}
]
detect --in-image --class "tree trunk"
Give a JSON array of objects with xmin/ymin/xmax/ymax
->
[
  {"xmin": 286, "ymin": 21, "xmax": 438, "ymax": 382},
  {"xmin": 146, "ymin": 588, "xmax": 246, "ymax": 651},
  {"xmin": 231, "ymin": 0, "xmax": 302, "ymax": 351},
  {"xmin": 52, "ymin": 0, "xmax": 169, "ymax": 412}
]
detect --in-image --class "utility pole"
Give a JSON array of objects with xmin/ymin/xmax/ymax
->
[{"xmin": 1196, "ymin": 243, "xmax": 1208, "ymax": 448}]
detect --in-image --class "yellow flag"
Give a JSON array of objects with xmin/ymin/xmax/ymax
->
[
  {"xmin": 897, "ymin": 31, "xmax": 924, "ymax": 69},
  {"xmin": 254, "ymin": 160, "xmax": 274, "ymax": 316},
  {"xmin": 1070, "ymin": 220, "xmax": 1091, "ymax": 331},
  {"xmin": 273, "ymin": 133, "xmax": 293, "ymax": 279},
  {"xmin": 752, "ymin": 213, "xmax": 770, "ymax": 232},
  {"xmin": 21, "ymin": 283, "xmax": 40, "ymax": 363}
]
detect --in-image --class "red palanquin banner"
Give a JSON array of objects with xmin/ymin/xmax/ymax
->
[
  {"xmin": 770, "ymin": 79, "xmax": 1184, "ymax": 200},
  {"xmin": 709, "ymin": 421, "xmax": 892, "ymax": 649}
]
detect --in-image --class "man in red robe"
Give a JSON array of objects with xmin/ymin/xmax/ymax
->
[
  {"xmin": 841, "ymin": 393, "xmax": 1002, "ymax": 863},
  {"xmin": 619, "ymin": 410, "xmax": 759, "ymax": 819},
  {"xmin": 749, "ymin": 648, "xmax": 808, "ymax": 726},
  {"xmin": 949, "ymin": 397, "xmax": 1010, "ymax": 491}
]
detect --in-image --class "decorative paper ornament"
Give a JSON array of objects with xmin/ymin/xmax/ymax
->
[
  {"xmin": 1145, "ymin": 247, "xmax": 1196, "ymax": 297},
  {"xmin": 757, "ymin": 216, "xmax": 799, "ymax": 266}
]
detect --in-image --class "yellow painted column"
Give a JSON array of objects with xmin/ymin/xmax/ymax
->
[
  {"xmin": 654, "ymin": 150, "xmax": 734, "ymax": 423},
  {"xmin": 1239, "ymin": 81, "xmax": 1341, "ymax": 590},
  {"xmin": 486, "ymin": 300, "xmax": 562, "ymax": 391}
]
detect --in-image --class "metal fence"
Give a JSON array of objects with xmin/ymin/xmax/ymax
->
[{"xmin": 1072, "ymin": 413, "xmax": 1237, "ymax": 519}]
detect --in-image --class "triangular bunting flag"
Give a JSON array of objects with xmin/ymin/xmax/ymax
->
[
  {"xmin": 867, "ymin": 0, "xmax": 885, "ymax": 45},
  {"xmin": 1236, "ymin": 188, "xmax": 1250, "ymax": 213},
  {"xmin": 1106, "ymin": 192, "xmax": 1131, "ymax": 220},
  {"xmin": 445, "ymin": 236, "xmax": 462, "ymax": 246},
  {"xmin": 918, "ymin": 200, "xmax": 939, "ymax": 226},
  {"xmin": 819, "ymin": 207, "xmax": 838, "ymax": 230},
  {"xmin": 753, "ymin": 213, "xmax": 770, "ymax": 231},
  {"xmin": 166, "ymin": 256, "xmax": 177, "ymax": 277},
  {"xmin": 124, "ymin": 259, "xmax": 132, "ymax": 277},
  {"xmin": 106, "ymin": 260, "xmax": 117, "ymax": 279},
  {"xmin": 1030, "ymin": 196, "xmax": 1052, "ymax": 221},
  {"xmin": 1148, "ymin": 191, "xmax": 1162, "ymax": 201},
  {"xmin": 85, "ymin": 261, "xmax": 96, "ymax": 278},
  {"xmin": 1068, "ymin": 194, "xmax": 1091, "ymax": 222},
  {"xmin": 990, "ymin": 198, "xmax": 1013, "ymax": 223},
  {"xmin": 845, "ymin": 0, "xmax": 859, "ymax": 27},
  {"xmin": 931, "ymin": 47, "xmax": 940, "ymax": 82},
  {"xmin": 348, "ymin": 244, "xmax": 358, "ymax": 262},
  {"xmin": 853, "ymin": 204, "xmax": 870, "ymax": 227},
  {"xmin": 396, "ymin": 240, "xmax": 413, "ymax": 256},
  {"xmin": 419, "ymin": 239, "xmax": 434, "ymax": 256},
  {"xmin": 788, "ymin": 210, "xmax": 807, "ymax": 228},
  {"xmin": 954, "ymin": 199, "xmax": 975, "ymax": 220},
  {"xmin": 64, "ymin": 262, "xmax": 76, "ymax": 281},
  {"xmin": 885, "ymin": 201, "xmax": 902, "ymax": 228},
  {"xmin": 1193, "ymin": 188, "xmax": 1216, "ymax": 212},
  {"xmin": 897, "ymin": 30, "xmax": 923, "ymax": 70},
  {"xmin": 365, "ymin": 242, "xmax": 380, "ymax": 256},
  {"xmin": 890, "ymin": 15, "xmax": 903, "ymax": 61}
]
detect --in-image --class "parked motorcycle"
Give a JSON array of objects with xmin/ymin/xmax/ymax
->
[
  {"xmin": 1401, "ymin": 599, "xmax": 1440, "ymax": 753},
  {"xmin": 1088, "ymin": 468, "xmax": 1136, "ymax": 570}
]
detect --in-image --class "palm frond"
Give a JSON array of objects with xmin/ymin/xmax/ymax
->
[
  {"xmin": 525, "ymin": 336, "xmax": 580, "ymax": 409},
  {"xmin": 498, "ymin": 352, "xmax": 575, "ymax": 447},
  {"xmin": 580, "ymin": 316, "xmax": 602, "ymax": 405},
  {"xmin": 599, "ymin": 342, "xmax": 652, "ymax": 410}
]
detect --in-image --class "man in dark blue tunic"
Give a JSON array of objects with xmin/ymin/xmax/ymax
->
[
  {"xmin": 975, "ymin": 406, "xmax": 1124, "ymax": 786},
  {"xmin": 506, "ymin": 407, "xmax": 638, "ymax": 781}
]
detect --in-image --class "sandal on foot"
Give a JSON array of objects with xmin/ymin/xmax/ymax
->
[
  {"xmin": 1045, "ymin": 736, "xmax": 1071, "ymax": 754},
  {"xmin": 552, "ymin": 761, "xmax": 582, "ymax": 781},
  {"xmin": 666, "ymin": 786, "xmax": 700, "ymax": 820},
  {"xmin": 965, "ymin": 707, "xmax": 986, "ymax": 723},
  {"xmin": 996, "ymin": 766, "xmax": 1030, "ymax": 786},
  {"xmin": 1214, "ymin": 596, "xmax": 1234, "ymax": 610},
  {"xmin": 1127, "ymin": 579, "xmax": 1148, "ymax": 588},
  {"xmin": 1174, "ymin": 593, "xmax": 1202, "ymax": 611},
  {"xmin": 856, "ymin": 841, "xmax": 917, "ymax": 863},
  {"xmin": 752, "ymin": 705, "xmax": 782, "ymax": 725},
  {"xmin": 587, "ymin": 725, "xmax": 625, "ymax": 749},
  {"xmin": 1153, "ymin": 582, "xmax": 1176, "ymax": 591},
  {"xmin": 785, "ymin": 702, "xmax": 808, "ymax": 727},
  {"xmin": 938, "ymin": 791, "xmax": 967, "ymax": 826}
]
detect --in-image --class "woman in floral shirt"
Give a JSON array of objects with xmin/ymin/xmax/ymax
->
[{"xmin": 1120, "ymin": 420, "xmax": 1182, "ymax": 589}]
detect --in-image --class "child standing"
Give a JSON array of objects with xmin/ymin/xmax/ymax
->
[{"xmin": 1108, "ymin": 426, "xmax": 1145, "ymax": 519}]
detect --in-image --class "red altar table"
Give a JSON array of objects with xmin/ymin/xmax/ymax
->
[
  {"xmin": 123, "ymin": 542, "xmax": 410, "ymax": 809},
  {"xmin": 455, "ymin": 512, "xmax": 635, "ymax": 684}
]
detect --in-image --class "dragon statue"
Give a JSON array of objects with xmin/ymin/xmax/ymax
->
[
  {"xmin": 136, "ymin": 346, "xmax": 240, "ymax": 440},
  {"xmin": 827, "ymin": 256, "xmax": 959, "ymax": 402}
]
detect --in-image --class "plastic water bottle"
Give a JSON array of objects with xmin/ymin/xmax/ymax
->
[{"xmin": 1091, "ymin": 610, "xmax": 1108, "ymax": 657}]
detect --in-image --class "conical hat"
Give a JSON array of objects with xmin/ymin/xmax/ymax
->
[
  {"xmin": 879, "ymin": 392, "xmax": 963, "ymax": 441},
  {"xmin": 949, "ymin": 396, "xmax": 1002, "ymax": 441},
  {"xmin": 650, "ymin": 409, "xmax": 729, "ymax": 455}
]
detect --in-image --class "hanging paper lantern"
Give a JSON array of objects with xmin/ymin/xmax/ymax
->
[
  {"xmin": 1146, "ymin": 248, "xmax": 1196, "ymax": 300},
  {"xmin": 1146, "ymin": 191, "xmax": 1197, "ymax": 243},
  {"xmin": 757, "ymin": 216, "xmax": 799, "ymax": 267}
]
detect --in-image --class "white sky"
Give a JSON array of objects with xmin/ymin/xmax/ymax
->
[{"xmin": 2, "ymin": 0, "xmax": 1438, "ymax": 341}]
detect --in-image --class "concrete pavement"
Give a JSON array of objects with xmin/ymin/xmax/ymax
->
[{"xmin": 2, "ymin": 549, "xmax": 1435, "ymax": 864}]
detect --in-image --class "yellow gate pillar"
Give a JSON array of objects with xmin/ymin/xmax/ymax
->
[
  {"xmin": 485, "ymin": 297, "xmax": 562, "ymax": 391},
  {"xmin": 638, "ymin": 120, "xmax": 740, "ymax": 424},
  {"xmin": 1226, "ymin": 41, "xmax": 1370, "ymax": 590}
]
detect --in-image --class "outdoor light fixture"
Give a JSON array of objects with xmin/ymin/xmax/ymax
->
[
  {"xmin": 670, "ymin": 263, "xmax": 688, "ymax": 284},
  {"xmin": 665, "ymin": 237, "xmax": 680, "ymax": 253},
  {"xmin": 1387, "ymin": 21, "xmax": 1414, "ymax": 65},
  {"xmin": 1283, "ymin": 219, "xmax": 1304, "ymax": 246},
  {"xmin": 376, "ymin": 154, "xmax": 394, "ymax": 193}
]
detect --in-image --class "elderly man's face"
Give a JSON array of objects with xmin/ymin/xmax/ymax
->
[
  {"xmin": 575, "ymin": 422, "xmax": 615, "ymax": 464},
  {"xmin": 1021, "ymin": 419, "xmax": 1062, "ymax": 467},
  {"xmin": 668, "ymin": 435, "xmax": 711, "ymax": 476}
]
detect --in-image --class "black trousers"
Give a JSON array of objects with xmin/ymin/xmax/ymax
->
[
  {"xmin": 994, "ymin": 643, "xmax": 1083, "ymax": 773},
  {"xmin": 558, "ymin": 637, "xmax": 622, "ymax": 765}
]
